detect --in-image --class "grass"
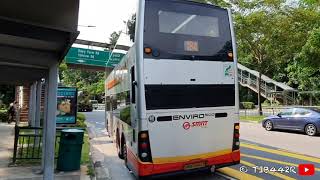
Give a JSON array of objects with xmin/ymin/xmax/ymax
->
[
  {"xmin": 15, "ymin": 130, "xmax": 90, "ymax": 165},
  {"xmin": 81, "ymin": 132, "xmax": 90, "ymax": 164},
  {"xmin": 86, "ymin": 160, "xmax": 95, "ymax": 177},
  {"xmin": 240, "ymin": 115, "xmax": 266, "ymax": 122}
]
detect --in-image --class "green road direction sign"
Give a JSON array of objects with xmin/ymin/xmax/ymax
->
[{"xmin": 65, "ymin": 47, "xmax": 125, "ymax": 68}]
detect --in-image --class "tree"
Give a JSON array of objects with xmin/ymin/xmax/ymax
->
[
  {"xmin": 0, "ymin": 85, "xmax": 15, "ymax": 108},
  {"xmin": 287, "ymin": 28, "xmax": 320, "ymax": 93},
  {"xmin": 235, "ymin": 0, "xmax": 320, "ymax": 108},
  {"xmin": 127, "ymin": 14, "xmax": 136, "ymax": 42},
  {"xmin": 109, "ymin": 31, "xmax": 121, "ymax": 47},
  {"xmin": 235, "ymin": 0, "xmax": 286, "ymax": 114},
  {"xmin": 193, "ymin": 0, "xmax": 230, "ymax": 7},
  {"xmin": 59, "ymin": 63, "xmax": 105, "ymax": 101}
]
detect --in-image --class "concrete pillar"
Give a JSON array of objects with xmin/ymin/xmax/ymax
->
[{"xmin": 43, "ymin": 63, "xmax": 58, "ymax": 180}]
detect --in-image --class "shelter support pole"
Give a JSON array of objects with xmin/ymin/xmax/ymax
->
[
  {"xmin": 41, "ymin": 77, "xmax": 49, "ymax": 172},
  {"xmin": 43, "ymin": 63, "xmax": 58, "ymax": 180},
  {"xmin": 35, "ymin": 80, "xmax": 42, "ymax": 145}
]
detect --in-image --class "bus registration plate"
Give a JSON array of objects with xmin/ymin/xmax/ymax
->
[{"xmin": 184, "ymin": 161, "xmax": 206, "ymax": 170}]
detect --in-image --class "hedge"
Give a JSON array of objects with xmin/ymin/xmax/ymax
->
[
  {"xmin": 76, "ymin": 112, "xmax": 86, "ymax": 128},
  {"xmin": 240, "ymin": 102, "xmax": 255, "ymax": 109}
]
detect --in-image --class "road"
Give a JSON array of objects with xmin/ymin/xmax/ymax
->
[{"xmin": 84, "ymin": 111, "xmax": 320, "ymax": 179}]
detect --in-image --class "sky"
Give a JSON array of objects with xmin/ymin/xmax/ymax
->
[{"xmin": 78, "ymin": 0, "xmax": 137, "ymax": 43}]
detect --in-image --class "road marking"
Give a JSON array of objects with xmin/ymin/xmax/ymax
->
[
  {"xmin": 241, "ymin": 160, "xmax": 296, "ymax": 180},
  {"xmin": 215, "ymin": 171, "xmax": 237, "ymax": 180},
  {"xmin": 242, "ymin": 154, "xmax": 320, "ymax": 171},
  {"xmin": 242, "ymin": 143, "xmax": 320, "ymax": 164},
  {"xmin": 217, "ymin": 167, "xmax": 263, "ymax": 180}
]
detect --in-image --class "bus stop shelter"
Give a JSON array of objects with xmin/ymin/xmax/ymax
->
[{"xmin": 0, "ymin": 0, "xmax": 79, "ymax": 179}]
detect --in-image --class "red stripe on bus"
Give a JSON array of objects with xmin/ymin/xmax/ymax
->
[{"xmin": 127, "ymin": 148, "xmax": 240, "ymax": 177}]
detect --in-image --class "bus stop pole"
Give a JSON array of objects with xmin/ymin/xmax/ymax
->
[{"xmin": 43, "ymin": 63, "xmax": 58, "ymax": 180}]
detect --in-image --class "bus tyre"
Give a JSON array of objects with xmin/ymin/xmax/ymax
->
[
  {"xmin": 122, "ymin": 138, "xmax": 128, "ymax": 165},
  {"xmin": 264, "ymin": 120, "xmax": 273, "ymax": 131},
  {"xmin": 118, "ymin": 151, "xmax": 124, "ymax": 159},
  {"xmin": 117, "ymin": 132, "xmax": 124, "ymax": 159},
  {"xmin": 138, "ymin": 176, "xmax": 149, "ymax": 180}
]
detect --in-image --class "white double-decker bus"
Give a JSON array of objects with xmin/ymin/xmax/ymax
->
[{"xmin": 106, "ymin": 0, "xmax": 240, "ymax": 178}]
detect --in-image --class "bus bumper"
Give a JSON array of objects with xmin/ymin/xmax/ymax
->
[{"xmin": 135, "ymin": 150, "xmax": 240, "ymax": 177}]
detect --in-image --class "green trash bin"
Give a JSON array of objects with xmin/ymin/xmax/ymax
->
[{"xmin": 57, "ymin": 129, "xmax": 84, "ymax": 171}]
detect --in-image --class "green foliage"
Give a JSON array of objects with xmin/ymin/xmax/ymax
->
[
  {"xmin": 234, "ymin": 0, "xmax": 320, "ymax": 104},
  {"xmin": 0, "ymin": 85, "xmax": 15, "ymax": 107},
  {"xmin": 303, "ymin": 0, "xmax": 320, "ymax": 6},
  {"xmin": 240, "ymin": 115, "xmax": 266, "ymax": 122},
  {"xmin": 240, "ymin": 102, "xmax": 255, "ymax": 109},
  {"xmin": 0, "ymin": 110, "xmax": 8, "ymax": 122},
  {"xmin": 109, "ymin": 31, "xmax": 121, "ymax": 47},
  {"xmin": 127, "ymin": 14, "xmax": 136, "ymax": 42},
  {"xmin": 77, "ymin": 113, "xmax": 86, "ymax": 122},
  {"xmin": 60, "ymin": 62, "xmax": 105, "ymax": 101},
  {"xmin": 81, "ymin": 132, "xmax": 90, "ymax": 165},
  {"xmin": 76, "ymin": 112, "xmax": 87, "ymax": 128},
  {"xmin": 287, "ymin": 28, "xmax": 320, "ymax": 92},
  {"xmin": 192, "ymin": 0, "xmax": 230, "ymax": 7}
]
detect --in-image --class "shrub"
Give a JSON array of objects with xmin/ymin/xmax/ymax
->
[
  {"xmin": 240, "ymin": 102, "xmax": 255, "ymax": 109},
  {"xmin": 77, "ymin": 113, "xmax": 86, "ymax": 122},
  {"xmin": 262, "ymin": 100, "xmax": 270, "ymax": 106},
  {"xmin": 76, "ymin": 113, "xmax": 86, "ymax": 128},
  {"xmin": 0, "ymin": 110, "xmax": 8, "ymax": 122}
]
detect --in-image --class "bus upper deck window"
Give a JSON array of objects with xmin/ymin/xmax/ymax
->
[{"xmin": 158, "ymin": 11, "xmax": 220, "ymax": 38}]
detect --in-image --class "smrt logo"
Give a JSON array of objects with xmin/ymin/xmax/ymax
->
[{"xmin": 183, "ymin": 121, "xmax": 208, "ymax": 130}]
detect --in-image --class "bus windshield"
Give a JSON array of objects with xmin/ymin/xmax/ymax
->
[{"xmin": 144, "ymin": 0, "xmax": 232, "ymax": 61}]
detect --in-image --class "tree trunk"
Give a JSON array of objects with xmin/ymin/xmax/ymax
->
[{"xmin": 257, "ymin": 72, "xmax": 263, "ymax": 115}]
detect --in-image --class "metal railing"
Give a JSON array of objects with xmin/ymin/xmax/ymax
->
[
  {"xmin": 12, "ymin": 126, "xmax": 62, "ymax": 163},
  {"xmin": 238, "ymin": 64, "xmax": 296, "ymax": 105},
  {"xmin": 240, "ymin": 106, "xmax": 320, "ymax": 116}
]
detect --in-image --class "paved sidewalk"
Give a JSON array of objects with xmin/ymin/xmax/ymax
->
[
  {"xmin": 0, "ymin": 166, "xmax": 90, "ymax": 180},
  {"xmin": 0, "ymin": 123, "xmax": 14, "ymax": 168},
  {"xmin": 85, "ymin": 113, "xmax": 134, "ymax": 180},
  {"xmin": 0, "ymin": 122, "xmax": 91, "ymax": 180}
]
